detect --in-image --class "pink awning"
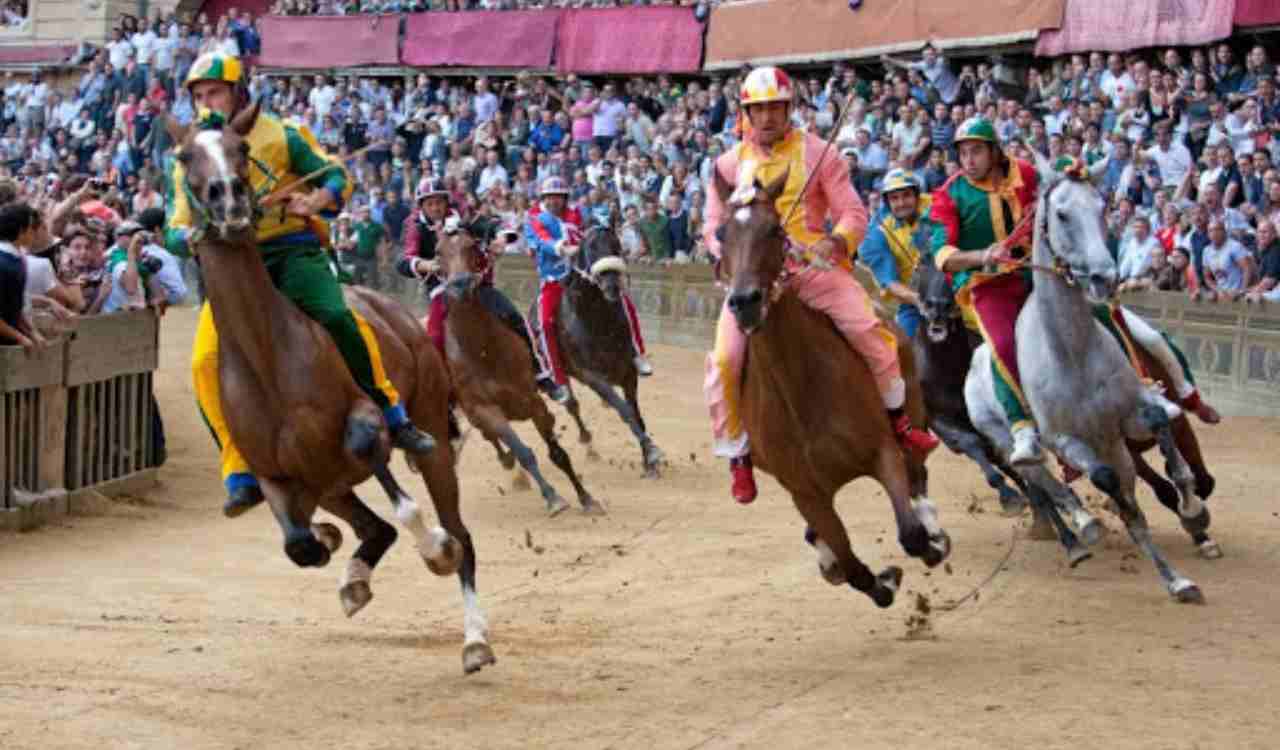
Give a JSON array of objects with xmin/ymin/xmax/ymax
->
[
  {"xmin": 1235, "ymin": 0, "xmax": 1280, "ymax": 28},
  {"xmin": 402, "ymin": 10, "xmax": 560, "ymax": 68},
  {"xmin": 258, "ymin": 15, "xmax": 399, "ymax": 68},
  {"xmin": 556, "ymin": 7, "xmax": 703, "ymax": 74},
  {"xmin": 1036, "ymin": 0, "xmax": 1234, "ymax": 56}
]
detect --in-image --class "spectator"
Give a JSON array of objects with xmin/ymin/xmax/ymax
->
[
  {"xmin": 1200, "ymin": 218, "xmax": 1255, "ymax": 300},
  {"xmin": 1245, "ymin": 219, "xmax": 1280, "ymax": 302},
  {"xmin": 1118, "ymin": 215, "xmax": 1160, "ymax": 282},
  {"xmin": 0, "ymin": 203, "xmax": 45, "ymax": 350},
  {"xmin": 636, "ymin": 198, "xmax": 671, "ymax": 261}
]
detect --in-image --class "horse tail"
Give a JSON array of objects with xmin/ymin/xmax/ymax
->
[{"xmin": 344, "ymin": 401, "xmax": 388, "ymax": 465}]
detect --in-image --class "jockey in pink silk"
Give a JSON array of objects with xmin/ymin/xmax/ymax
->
[
  {"xmin": 525, "ymin": 176, "xmax": 652, "ymax": 405},
  {"xmin": 703, "ymin": 66, "xmax": 940, "ymax": 505}
]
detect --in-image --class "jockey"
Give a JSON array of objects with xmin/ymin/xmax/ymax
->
[
  {"xmin": 524, "ymin": 176, "xmax": 654, "ymax": 406},
  {"xmin": 397, "ymin": 176, "xmax": 555, "ymax": 389},
  {"xmin": 932, "ymin": 119, "xmax": 1219, "ymax": 468},
  {"xmin": 703, "ymin": 66, "xmax": 940, "ymax": 505},
  {"xmin": 167, "ymin": 52, "xmax": 436, "ymax": 518},
  {"xmin": 858, "ymin": 168, "xmax": 945, "ymax": 339}
]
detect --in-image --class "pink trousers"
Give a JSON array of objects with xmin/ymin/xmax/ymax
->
[{"xmin": 704, "ymin": 268, "xmax": 903, "ymax": 458}]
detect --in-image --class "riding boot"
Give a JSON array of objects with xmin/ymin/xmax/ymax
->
[
  {"xmin": 385, "ymin": 404, "xmax": 437, "ymax": 455},
  {"xmin": 890, "ymin": 412, "xmax": 940, "ymax": 456},
  {"xmin": 223, "ymin": 474, "xmax": 265, "ymax": 518},
  {"xmin": 729, "ymin": 456, "xmax": 758, "ymax": 505},
  {"xmin": 1009, "ymin": 424, "xmax": 1045, "ymax": 466},
  {"xmin": 1179, "ymin": 390, "xmax": 1222, "ymax": 425}
]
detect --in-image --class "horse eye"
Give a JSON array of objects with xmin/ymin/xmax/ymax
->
[{"xmin": 1056, "ymin": 209, "xmax": 1069, "ymax": 222}]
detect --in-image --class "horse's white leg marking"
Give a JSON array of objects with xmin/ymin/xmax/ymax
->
[
  {"xmin": 342, "ymin": 557, "xmax": 372, "ymax": 588},
  {"xmin": 463, "ymin": 586, "xmax": 489, "ymax": 646},
  {"xmin": 814, "ymin": 539, "xmax": 845, "ymax": 584},
  {"xmin": 392, "ymin": 489, "xmax": 448, "ymax": 561},
  {"xmin": 912, "ymin": 497, "xmax": 943, "ymax": 537}
]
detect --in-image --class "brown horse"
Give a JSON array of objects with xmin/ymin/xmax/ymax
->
[
  {"xmin": 172, "ymin": 105, "xmax": 495, "ymax": 673},
  {"xmin": 712, "ymin": 169, "xmax": 949, "ymax": 609},
  {"xmin": 436, "ymin": 222, "xmax": 603, "ymax": 517}
]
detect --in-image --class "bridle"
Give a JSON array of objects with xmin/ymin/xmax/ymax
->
[
  {"xmin": 571, "ymin": 224, "xmax": 628, "ymax": 292},
  {"xmin": 180, "ymin": 135, "xmax": 277, "ymax": 247},
  {"xmin": 1026, "ymin": 176, "xmax": 1090, "ymax": 289}
]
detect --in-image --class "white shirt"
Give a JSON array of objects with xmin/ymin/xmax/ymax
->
[
  {"xmin": 131, "ymin": 30, "xmax": 158, "ymax": 65},
  {"xmin": 891, "ymin": 119, "xmax": 925, "ymax": 156},
  {"xmin": 25, "ymin": 82, "xmax": 49, "ymax": 108},
  {"xmin": 152, "ymin": 35, "xmax": 176, "ymax": 71},
  {"xmin": 1118, "ymin": 233, "xmax": 1159, "ymax": 280},
  {"xmin": 1144, "ymin": 142, "xmax": 1193, "ymax": 188},
  {"xmin": 309, "ymin": 85, "xmax": 337, "ymax": 120},
  {"xmin": 107, "ymin": 40, "xmax": 134, "ymax": 70},
  {"xmin": 23, "ymin": 255, "xmax": 57, "ymax": 311},
  {"xmin": 477, "ymin": 164, "xmax": 509, "ymax": 196},
  {"xmin": 1100, "ymin": 70, "xmax": 1135, "ymax": 109}
]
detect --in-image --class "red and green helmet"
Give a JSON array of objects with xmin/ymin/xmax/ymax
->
[{"xmin": 954, "ymin": 116, "xmax": 998, "ymax": 146}]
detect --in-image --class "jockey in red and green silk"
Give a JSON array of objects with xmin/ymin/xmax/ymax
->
[
  {"xmin": 931, "ymin": 119, "xmax": 1220, "ymax": 467},
  {"xmin": 525, "ymin": 176, "xmax": 654, "ymax": 405}
]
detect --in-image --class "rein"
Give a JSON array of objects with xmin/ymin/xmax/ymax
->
[{"xmin": 995, "ymin": 180, "xmax": 1082, "ymax": 287}]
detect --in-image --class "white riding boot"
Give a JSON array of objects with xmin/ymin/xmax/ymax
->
[{"xmin": 1010, "ymin": 424, "xmax": 1046, "ymax": 466}]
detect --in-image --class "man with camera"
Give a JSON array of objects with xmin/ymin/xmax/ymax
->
[{"xmin": 101, "ymin": 215, "xmax": 186, "ymax": 314}]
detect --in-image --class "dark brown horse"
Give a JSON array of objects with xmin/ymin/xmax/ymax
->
[
  {"xmin": 533, "ymin": 222, "xmax": 665, "ymax": 477},
  {"xmin": 436, "ymin": 223, "xmax": 603, "ymax": 517},
  {"xmin": 173, "ymin": 106, "xmax": 495, "ymax": 673},
  {"xmin": 712, "ymin": 169, "xmax": 950, "ymax": 609}
]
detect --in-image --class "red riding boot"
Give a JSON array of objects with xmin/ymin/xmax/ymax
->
[
  {"xmin": 730, "ymin": 456, "xmax": 758, "ymax": 505},
  {"xmin": 892, "ymin": 413, "xmax": 940, "ymax": 456}
]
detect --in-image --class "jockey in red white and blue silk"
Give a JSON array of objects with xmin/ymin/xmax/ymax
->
[{"xmin": 525, "ymin": 176, "xmax": 651, "ymax": 404}]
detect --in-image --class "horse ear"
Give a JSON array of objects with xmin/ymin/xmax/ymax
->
[
  {"xmin": 1019, "ymin": 138, "xmax": 1057, "ymax": 194},
  {"xmin": 712, "ymin": 163, "xmax": 733, "ymax": 207},
  {"xmin": 163, "ymin": 114, "xmax": 188, "ymax": 147},
  {"xmin": 762, "ymin": 166, "xmax": 790, "ymax": 204},
  {"xmin": 230, "ymin": 101, "xmax": 260, "ymax": 137}
]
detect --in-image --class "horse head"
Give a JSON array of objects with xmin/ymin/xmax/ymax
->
[
  {"xmin": 1024, "ymin": 145, "xmax": 1116, "ymax": 304},
  {"xmin": 172, "ymin": 103, "xmax": 260, "ymax": 244},
  {"xmin": 912, "ymin": 254, "xmax": 960, "ymax": 344},
  {"xmin": 438, "ymin": 216, "xmax": 489, "ymax": 301},
  {"xmin": 712, "ymin": 165, "xmax": 790, "ymax": 334},
  {"xmin": 579, "ymin": 221, "xmax": 627, "ymax": 302}
]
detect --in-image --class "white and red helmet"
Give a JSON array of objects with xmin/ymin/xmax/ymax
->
[{"xmin": 739, "ymin": 66, "xmax": 794, "ymax": 108}]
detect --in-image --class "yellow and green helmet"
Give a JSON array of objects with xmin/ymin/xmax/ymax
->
[
  {"xmin": 881, "ymin": 167, "xmax": 921, "ymax": 195},
  {"xmin": 954, "ymin": 116, "xmax": 998, "ymax": 146},
  {"xmin": 184, "ymin": 52, "xmax": 245, "ymax": 92}
]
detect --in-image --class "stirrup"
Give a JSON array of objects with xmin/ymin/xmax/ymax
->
[{"xmin": 391, "ymin": 422, "xmax": 437, "ymax": 455}]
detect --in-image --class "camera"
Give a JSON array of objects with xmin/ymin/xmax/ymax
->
[{"xmin": 502, "ymin": 229, "xmax": 519, "ymax": 244}]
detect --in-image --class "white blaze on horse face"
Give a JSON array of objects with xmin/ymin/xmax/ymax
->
[
  {"xmin": 193, "ymin": 129, "xmax": 238, "ymax": 221},
  {"xmin": 734, "ymin": 206, "xmax": 752, "ymax": 224}
]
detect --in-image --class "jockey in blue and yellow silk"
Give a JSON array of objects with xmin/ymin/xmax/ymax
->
[
  {"xmin": 166, "ymin": 52, "xmax": 436, "ymax": 518},
  {"xmin": 858, "ymin": 168, "xmax": 946, "ymax": 339}
]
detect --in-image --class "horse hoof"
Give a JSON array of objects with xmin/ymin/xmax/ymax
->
[
  {"xmin": 546, "ymin": 496, "xmax": 571, "ymax": 517},
  {"xmin": 1198, "ymin": 539, "xmax": 1224, "ymax": 560},
  {"xmin": 1067, "ymin": 546, "xmax": 1093, "ymax": 568},
  {"xmin": 1170, "ymin": 580, "xmax": 1206, "ymax": 605},
  {"xmin": 499, "ymin": 452, "xmax": 516, "ymax": 471},
  {"xmin": 339, "ymin": 580, "xmax": 373, "ymax": 618},
  {"xmin": 462, "ymin": 642, "xmax": 497, "ymax": 674},
  {"xmin": 923, "ymin": 532, "xmax": 951, "ymax": 568},
  {"xmin": 868, "ymin": 566, "xmax": 903, "ymax": 608},
  {"xmin": 1077, "ymin": 518, "xmax": 1104, "ymax": 548},
  {"xmin": 312, "ymin": 523, "xmax": 343, "ymax": 553},
  {"xmin": 580, "ymin": 496, "xmax": 608, "ymax": 516},
  {"xmin": 424, "ymin": 535, "xmax": 464, "ymax": 577},
  {"xmin": 284, "ymin": 534, "xmax": 330, "ymax": 568},
  {"xmin": 580, "ymin": 432, "xmax": 593, "ymax": 446}
]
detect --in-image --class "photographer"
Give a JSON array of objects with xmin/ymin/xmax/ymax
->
[{"xmin": 101, "ymin": 217, "xmax": 186, "ymax": 314}]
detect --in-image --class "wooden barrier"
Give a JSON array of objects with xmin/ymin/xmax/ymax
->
[
  {"xmin": 475, "ymin": 256, "xmax": 1280, "ymax": 418},
  {"xmin": 1, "ymin": 309, "xmax": 161, "ymax": 528}
]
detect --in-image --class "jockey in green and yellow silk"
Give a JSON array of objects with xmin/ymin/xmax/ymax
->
[{"xmin": 166, "ymin": 51, "xmax": 436, "ymax": 518}]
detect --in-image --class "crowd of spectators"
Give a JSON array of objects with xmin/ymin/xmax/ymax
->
[{"xmin": 3, "ymin": 9, "xmax": 1280, "ymax": 345}]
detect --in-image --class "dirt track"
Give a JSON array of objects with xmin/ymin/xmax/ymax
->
[{"xmin": 3, "ymin": 304, "xmax": 1280, "ymax": 750}]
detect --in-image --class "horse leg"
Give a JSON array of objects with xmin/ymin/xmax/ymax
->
[
  {"xmin": 412, "ymin": 439, "xmax": 495, "ymax": 675},
  {"xmin": 317, "ymin": 490, "xmax": 398, "ymax": 618},
  {"xmin": 1171, "ymin": 415, "xmax": 1215, "ymax": 500},
  {"xmin": 560, "ymin": 386, "xmax": 595, "ymax": 450},
  {"xmin": 1129, "ymin": 407, "xmax": 1221, "ymax": 560},
  {"xmin": 580, "ymin": 371, "xmax": 663, "ymax": 477},
  {"xmin": 797, "ymin": 493, "xmax": 902, "ymax": 607},
  {"xmin": 1024, "ymin": 482, "xmax": 1091, "ymax": 567},
  {"xmin": 531, "ymin": 402, "xmax": 605, "ymax": 515},
  {"xmin": 875, "ymin": 439, "xmax": 950, "ymax": 568},
  {"xmin": 371, "ymin": 464, "xmax": 464, "ymax": 577},
  {"xmin": 260, "ymin": 478, "xmax": 329, "ymax": 568},
  {"xmin": 1025, "ymin": 450, "xmax": 1102, "ymax": 547},
  {"xmin": 1091, "ymin": 444, "xmax": 1204, "ymax": 604},
  {"xmin": 932, "ymin": 415, "xmax": 1027, "ymax": 515},
  {"xmin": 489, "ymin": 420, "xmax": 570, "ymax": 516}
]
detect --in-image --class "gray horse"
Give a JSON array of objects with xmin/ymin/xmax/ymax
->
[
  {"xmin": 531, "ymin": 224, "xmax": 665, "ymax": 477},
  {"xmin": 967, "ymin": 149, "xmax": 1208, "ymax": 603}
]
